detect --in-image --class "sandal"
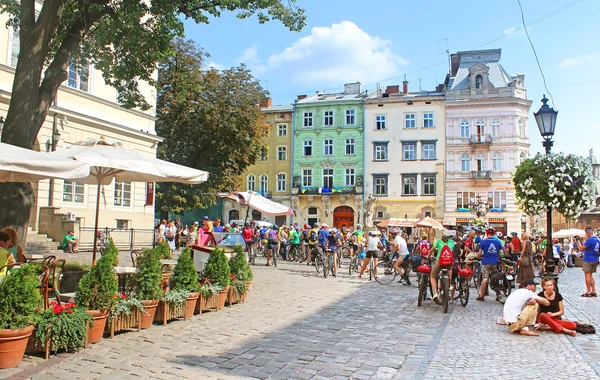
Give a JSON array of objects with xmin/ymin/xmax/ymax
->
[
  {"xmin": 581, "ymin": 293, "xmax": 592, "ymax": 297},
  {"xmin": 592, "ymin": 293, "xmax": 597, "ymax": 297}
]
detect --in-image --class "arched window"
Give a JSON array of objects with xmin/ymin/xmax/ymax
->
[
  {"xmin": 460, "ymin": 120, "xmax": 470, "ymax": 138},
  {"xmin": 518, "ymin": 118, "xmax": 526, "ymax": 137},
  {"xmin": 228, "ymin": 209, "xmax": 239, "ymax": 221},
  {"xmin": 461, "ymin": 154, "xmax": 471, "ymax": 172},
  {"xmin": 247, "ymin": 174, "xmax": 255, "ymax": 191},
  {"xmin": 259, "ymin": 174, "xmax": 268, "ymax": 194},
  {"xmin": 493, "ymin": 152, "xmax": 502, "ymax": 172},
  {"xmin": 251, "ymin": 210, "xmax": 261, "ymax": 220},
  {"xmin": 492, "ymin": 118, "xmax": 501, "ymax": 137},
  {"xmin": 519, "ymin": 152, "xmax": 527, "ymax": 165},
  {"xmin": 308, "ymin": 207, "xmax": 318, "ymax": 215},
  {"xmin": 476, "ymin": 153, "xmax": 486, "ymax": 171},
  {"xmin": 475, "ymin": 119, "xmax": 485, "ymax": 141},
  {"xmin": 475, "ymin": 75, "xmax": 483, "ymax": 89}
]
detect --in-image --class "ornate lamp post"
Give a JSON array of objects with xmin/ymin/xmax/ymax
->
[
  {"xmin": 534, "ymin": 95, "xmax": 558, "ymax": 271},
  {"xmin": 468, "ymin": 194, "xmax": 491, "ymax": 218}
]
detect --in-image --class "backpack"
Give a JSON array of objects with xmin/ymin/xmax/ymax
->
[
  {"xmin": 438, "ymin": 245, "xmax": 453, "ymax": 266},
  {"xmin": 309, "ymin": 230, "xmax": 317, "ymax": 242},
  {"xmin": 419, "ymin": 242, "xmax": 430, "ymax": 256}
]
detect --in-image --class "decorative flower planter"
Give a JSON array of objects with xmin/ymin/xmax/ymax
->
[
  {"xmin": 139, "ymin": 300, "xmax": 159, "ymax": 329},
  {"xmin": 107, "ymin": 308, "xmax": 142, "ymax": 338},
  {"xmin": 199, "ymin": 293, "xmax": 219, "ymax": 312},
  {"xmin": 153, "ymin": 300, "xmax": 185, "ymax": 325},
  {"xmin": 227, "ymin": 286, "xmax": 244, "ymax": 306},
  {"xmin": 242, "ymin": 281, "xmax": 251, "ymax": 303},
  {"xmin": 217, "ymin": 286, "xmax": 229, "ymax": 310},
  {"xmin": 86, "ymin": 310, "xmax": 108, "ymax": 344},
  {"xmin": 0, "ymin": 325, "xmax": 34, "ymax": 368},
  {"xmin": 184, "ymin": 293, "xmax": 199, "ymax": 319}
]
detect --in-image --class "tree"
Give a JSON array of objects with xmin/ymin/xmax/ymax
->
[
  {"xmin": 0, "ymin": 0, "xmax": 305, "ymax": 241},
  {"xmin": 155, "ymin": 38, "xmax": 267, "ymax": 216}
]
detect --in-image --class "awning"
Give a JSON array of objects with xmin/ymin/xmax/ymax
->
[
  {"xmin": 377, "ymin": 218, "xmax": 418, "ymax": 228},
  {"xmin": 219, "ymin": 191, "xmax": 294, "ymax": 216},
  {"xmin": 415, "ymin": 216, "xmax": 444, "ymax": 230}
]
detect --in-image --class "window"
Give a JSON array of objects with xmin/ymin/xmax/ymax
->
[
  {"xmin": 116, "ymin": 220, "xmax": 129, "ymax": 230},
  {"xmin": 345, "ymin": 138, "xmax": 355, "ymax": 155},
  {"xmin": 277, "ymin": 124, "xmax": 287, "ymax": 137},
  {"xmin": 423, "ymin": 113, "xmax": 434, "ymax": 128},
  {"xmin": 247, "ymin": 175, "xmax": 256, "ymax": 191},
  {"xmin": 303, "ymin": 140, "xmax": 313, "ymax": 156},
  {"xmin": 375, "ymin": 115, "xmax": 386, "ymax": 130},
  {"xmin": 373, "ymin": 175, "xmax": 388, "ymax": 196},
  {"xmin": 405, "ymin": 113, "xmax": 416, "ymax": 129},
  {"xmin": 259, "ymin": 174, "xmax": 268, "ymax": 193},
  {"xmin": 345, "ymin": 168, "xmax": 355, "ymax": 186},
  {"xmin": 302, "ymin": 169, "xmax": 312, "ymax": 187},
  {"xmin": 518, "ymin": 118, "xmax": 526, "ymax": 137},
  {"xmin": 323, "ymin": 168, "xmax": 334, "ymax": 188},
  {"xmin": 423, "ymin": 175, "xmax": 436, "ymax": 195},
  {"xmin": 461, "ymin": 154, "xmax": 471, "ymax": 172},
  {"xmin": 519, "ymin": 152, "xmax": 527, "ymax": 165},
  {"xmin": 492, "ymin": 152, "xmax": 502, "ymax": 172},
  {"xmin": 403, "ymin": 143, "xmax": 416, "ymax": 160},
  {"xmin": 114, "ymin": 182, "xmax": 132, "ymax": 207},
  {"xmin": 492, "ymin": 118, "xmax": 501, "ymax": 137},
  {"xmin": 68, "ymin": 62, "xmax": 89, "ymax": 92},
  {"xmin": 402, "ymin": 175, "xmax": 417, "ymax": 196},
  {"xmin": 277, "ymin": 146, "xmax": 287, "ymax": 161},
  {"xmin": 277, "ymin": 173, "xmax": 286, "ymax": 192},
  {"xmin": 422, "ymin": 142, "xmax": 436, "ymax": 160},
  {"xmin": 373, "ymin": 142, "xmax": 388, "ymax": 161},
  {"xmin": 324, "ymin": 110, "xmax": 334, "ymax": 126},
  {"xmin": 323, "ymin": 139, "xmax": 334, "ymax": 156},
  {"xmin": 475, "ymin": 119, "xmax": 485, "ymax": 135},
  {"xmin": 476, "ymin": 153, "xmax": 486, "ymax": 171},
  {"xmin": 303, "ymin": 112, "xmax": 313, "ymax": 127},
  {"xmin": 475, "ymin": 75, "xmax": 483, "ymax": 89},
  {"xmin": 63, "ymin": 181, "xmax": 84, "ymax": 203},
  {"xmin": 460, "ymin": 120, "xmax": 470, "ymax": 138},
  {"xmin": 487, "ymin": 191, "xmax": 507, "ymax": 210},
  {"xmin": 456, "ymin": 191, "xmax": 476, "ymax": 209},
  {"xmin": 8, "ymin": 27, "xmax": 19, "ymax": 67},
  {"xmin": 259, "ymin": 147, "xmax": 267, "ymax": 161},
  {"xmin": 345, "ymin": 109, "xmax": 355, "ymax": 125}
]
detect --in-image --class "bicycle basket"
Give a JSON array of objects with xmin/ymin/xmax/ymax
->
[
  {"xmin": 417, "ymin": 264, "xmax": 431, "ymax": 274},
  {"xmin": 458, "ymin": 268, "xmax": 473, "ymax": 279}
]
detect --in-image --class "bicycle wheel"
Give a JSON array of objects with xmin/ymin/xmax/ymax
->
[
  {"xmin": 441, "ymin": 275, "xmax": 449, "ymax": 313},
  {"xmin": 459, "ymin": 278, "xmax": 469, "ymax": 307},
  {"xmin": 496, "ymin": 277, "xmax": 512, "ymax": 304},
  {"xmin": 418, "ymin": 273, "xmax": 428, "ymax": 307},
  {"xmin": 349, "ymin": 257, "xmax": 357, "ymax": 275},
  {"xmin": 375, "ymin": 260, "xmax": 396, "ymax": 285},
  {"xmin": 558, "ymin": 260, "xmax": 566, "ymax": 274},
  {"xmin": 272, "ymin": 248, "xmax": 278, "ymax": 267},
  {"xmin": 369, "ymin": 260, "xmax": 373, "ymax": 281},
  {"xmin": 330, "ymin": 257, "xmax": 336, "ymax": 277},
  {"xmin": 405, "ymin": 263, "xmax": 419, "ymax": 287},
  {"xmin": 314, "ymin": 248, "xmax": 323, "ymax": 273},
  {"xmin": 341, "ymin": 247, "xmax": 351, "ymax": 259},
  {"xmin": 323, "ymin": 255, "xmax": 329, "ymax": 278}
]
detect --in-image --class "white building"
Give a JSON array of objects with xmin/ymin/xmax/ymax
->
[{"xmin": 443, "ymin": 49, "xmax": 532, "ymax": 234}]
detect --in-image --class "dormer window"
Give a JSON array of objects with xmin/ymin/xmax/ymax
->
[{"xmin": 475, "ymin": 75, "xmax": 483, "ymax": 89}]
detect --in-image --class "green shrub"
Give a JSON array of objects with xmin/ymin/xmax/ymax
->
[
  {"xmin": 35, "ymin": 302, "xmax": 92, "ymax": 353},
  {"xmin": 133, "ymin": 248, "xmax": 162, "ymax": 301},
  {"xmin": 105, "ymin": 238, "xmax": 119, "ymax": 266},
  {"xmin": 203, "ymin": 247, "xmax": 230, "ymax": 288},
  {"xmin": 155, "ymin": 242, "xmax": 171, "ymax": 259},
  {"xmin": 76, "ymin": 251, "xmax": 118, "ymax": 312},
  {"xmin": 229, "ymin": 245, "xmax": 253, "ymax": 282},
  {"xmin": 0, "ymin": 264, "xmax": 44, "ymax": 330},
  {"xmin": 171, "ymin": 248, "xmax": 200, "ymax": 293}
]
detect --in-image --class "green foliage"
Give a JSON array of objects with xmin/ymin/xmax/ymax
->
[
  {"xmin": 155, "ymin": 38, "xmax": 269, "ymax": 214},
  {"xmin": 133, "ymin": 248, "xmax": 163, "ymax": 301},
  {"xmin": 105, "ymin": 238, "xmax": 120, "ymax": 266},
  {"xmin": 35, "ymin": 302, "xmax": 92, "ymax": 353},
  {"xmin": 229, "ymin": 245, "xmax": 253, "ymax": 282},
  {"xmin": 161, "ymin": 289, "xmax": 189, "ymax": 316},
  {"xmin": 76, "ymin": 251, "xmax": 118, "ymax": 312},
  {"xmin": 155, "ymin": 242, "xmax": 171, "ymax": 259},
  {"xmin": 198, "ymin": 283, "xmax": 223, "ymax": 298},
  {"xmin": 231, "ymin": 280, "xmax": 247, "ymax": 297},
  {"xmin": 203, "ymin": 247, "xmax": 231, "ymax": 288},
  {"xmin": 109, "ymin": 294, "xmax": 145, "ymax": 323},
  {"xmin": 0, "ymin": 264, "xmax": 43, "ymax": 330},
  {"xmin": 171, "ymin": 248, "xmax": 200, "ymax": 293}
]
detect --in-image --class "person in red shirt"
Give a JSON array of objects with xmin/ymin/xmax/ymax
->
[
  {"xmin": 242, "ymin": 223, "xmax": 254, "ymax": 259},
  {"xmin": 510, "ymin": 232, "xmax": 522, "ymax": 255}
]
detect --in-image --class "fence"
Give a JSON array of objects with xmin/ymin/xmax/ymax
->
[{"xmin": 78, "ymin": 227, "xmax": 155, "ymax": 251}]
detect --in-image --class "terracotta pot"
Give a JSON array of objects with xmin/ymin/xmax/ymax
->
[
  {"xmin": 86, "ymin": 310, "xmax": 108, "ymax": 344},
  {"xmin": 217, "ymin": 286, "xmax": 229, "ymax": 310},
  {"xmin": 185, "ymin": 293, "xmax": 199, "ymax": 319},
  {"xmin": 139, "ymin": 300, "xmax": 159, "ymax": 329},
  {"xmin": 0, "ymin": 325, "xmax": 34, "ymax": 369}
]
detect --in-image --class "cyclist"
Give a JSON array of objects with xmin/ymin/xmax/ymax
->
[
  {"xmin": 429, "ymin": 229, "xmax": 456, "ymax": 303},
  {"xmin": 353, "ymin": 224, "xmax": 364, "ymax": 254},
  {"xmin": 306, "ymin": 222, "xmax": 320, "ymax": 265},
  {"xmin": 241, "ymin": 223, "xmax": 254, "ymax": 261},
  {"xmin": 476, "ymin": 227, "xmax": 505, "ymax": 301},
  {"xmin": 359, "ymin": 231, "xmax": 383, "ymax": 278},
  {"xmin": 266, "ymin": 225, "xmax": 279, "ymax": 266},
  {"xmin": 318, "ymin": 223, "xmax": 329, "ymax": 253},
  {"xmin": 391, "ymin": 229, "xmax": 410, "ymax": 284},
  {"xmin": 289, "ymin": 226, "xmax": 301, "ymax": 260},
  {"xmin": 326, "ymin": 228, "xmax": 341, "ymax": 277}
]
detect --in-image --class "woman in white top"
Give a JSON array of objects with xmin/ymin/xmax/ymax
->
[
  {"xmin": 359, "ymin": 231, "xmax": 383, "ymax": 279},
  {"xmin": 164, "ymin": 220, "xmax": 177, "ymax": 254},
  {"xmin": 158, "ymin": 219, "xmax": 167, "ymax": 243}
]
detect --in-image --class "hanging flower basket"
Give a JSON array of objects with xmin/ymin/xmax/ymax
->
[
  {"xmin": 513, "ymin": 153, "xmax": 595, "ymax": 220},
  {"xmin": 470, "ymin": 218, "xmax": 489, "ymax": 230}
]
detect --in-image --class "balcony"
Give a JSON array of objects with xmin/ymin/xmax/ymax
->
[
  {"xmin": 292, "ymin": 185, "xmax": 357, "ymax": 195},
  {"xmin": 471, "ymin": 170, "xmax": 492, "ymax": 180},
  {"xmin": 469, "ymin": 134, "xmax": 493, "ymax": 146}
]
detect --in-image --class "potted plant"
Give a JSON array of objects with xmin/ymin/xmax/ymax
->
[
  {"xmin": 0, "ymin": 264, "xmax": 43, "ymax": 368},
  {"xmin": 75, "ymin": 251, "xmax": 118, "ymax": 343},
  {"xmin": 60, "ymin": 261, "xmax": 91, "ymax": 293},
  {"xmin": 202, "ymin": 247, "xmax": 230, "ymax": 309},
  {"xmin": 196, "ymin": 282, "xmax": 223, "ymax": 313},
  {"xmin": 132, "ymin": 248, "xmax": 162, "ymax": 329},
  {"xmin": 107, "ymin": 292, "xmax": 144, "ymax": 338},
  {"xmin": 155, "ymin": 289, "xmax": 189, "ymax": 325},
  {"xmin": 171, "ymin": 248, "xmax": 200, "ymax": 319},
  {"xmin": 228, "ymin": 246, "xmax": 253, "ymax": 305}
]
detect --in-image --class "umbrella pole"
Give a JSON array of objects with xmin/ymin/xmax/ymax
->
[{"xmin": 92, "ymin": 179, "xmax": 101, "ymax": 265}]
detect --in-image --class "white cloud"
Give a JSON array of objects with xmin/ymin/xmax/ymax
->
[
  {"xmin": 206, "ymin": 61, "xmax": 226, "ymax": 70},
  {"xmin": 559, "ymin": 52, "xmax": 600, "ymax": 68},
  {"xmin": 238, "ymin": 44, "xmax": 266, "ymax": 74},
  {"xmin": 504, "ymin": 27, "xmax": 517, "ymax": 35},
  {"xmin": 266, "ymin": 21, "xmax": 409, "ymax": 85}
]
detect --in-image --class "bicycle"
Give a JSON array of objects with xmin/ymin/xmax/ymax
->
[
  {"xmin": 323, "ymin": 249, "xmax": 336, "ymax": 278},
  {"xmin": 453, "ymin": 261, "xmax": 472, "ymax": 307},
  {"xmin": 436, "ymin": 264, "xmax": 452, "ymax": 313},
  {"xmin": 374, "ymin": 250, "xmax": 397, "ymax": 285},
  {"xmin": 417, "ymin": 259, "xmax": 434, "ymax": 307},
  {"xmin": 340, "ymin": 242, "xmax": 351, "ymax": 259},
  {"xmin": 312, "ymin": 245, "xmax": 325, "ymax": 275},
  {"xmin": 348, "ymin": 254, "xmax": 361, "ymax": 276},
  {"xmin": 96, "ymin": 228, "xmax": 115, "ymax": 256}
]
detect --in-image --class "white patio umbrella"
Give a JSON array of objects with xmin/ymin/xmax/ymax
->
[
  {"xmin": 219, "ymin": 191, "xmax": 294, "ymax": 222},
  {"xmin": 0, "ymin": 142, "xmax": 89, "ymax": 182},
  {"xmin": 50, "ymin": 137, "xmax": 209, "ymax": 264},
  {"xmin": 553, "ymin": 228, "xmax": 586, "ymax": 239}
]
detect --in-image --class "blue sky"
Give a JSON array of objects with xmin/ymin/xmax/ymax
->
[{"xmin": 183, "ymin": 0, "xmax": 600, "ymax": 157}]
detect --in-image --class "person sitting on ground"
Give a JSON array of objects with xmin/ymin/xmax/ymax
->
[
  {"xmin": 536, "ymin": 276, "xmax": 577, "ymax": 336},
  {"xmin": 62, "ymin": 230, "xmax": 79, "ymax": 253},
  {"xmin": 0, "ymin": 231, "xmax": 16, "ymax": 276},
  {"xmin": 1, "ymin": 227, "xmax": 24, "ymax": 262},
  {"xmin": 503, "ymin": 279, "xmax": 550, "ymax": 336}
]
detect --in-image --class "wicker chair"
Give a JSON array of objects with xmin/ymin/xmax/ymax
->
[{"xmin": 47, "ymin": 259, "xmax": 66, "ymax": 306}]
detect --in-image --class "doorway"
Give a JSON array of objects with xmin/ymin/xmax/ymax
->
[{"xmin": 333, "ymin": 206, "xmax": 354, "ymax": 230}]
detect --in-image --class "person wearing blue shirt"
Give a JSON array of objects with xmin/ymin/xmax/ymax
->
[
  {"xmin": 318, "ymin": 224, "xmax": 329, "ymax": 248},
  {"xmin": 476, "ymin": 228, "xmax": 505, "ymax": 302},
  {"xmin": 259, "ymin": 226, "xmax": 268, "ymax": 240},
  {"xmin": 576, "ymin": 227, "xmax": 600, "ymax": 297}
]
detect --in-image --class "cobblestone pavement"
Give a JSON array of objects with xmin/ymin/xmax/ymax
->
[{"xmin": 4, "ymin": 257, "xmax": 600, "ymax": 379}]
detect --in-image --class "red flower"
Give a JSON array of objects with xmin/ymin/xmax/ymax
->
[{"xmin": 120, "ymin": 292, "xmax": 128, "ymax": 300}]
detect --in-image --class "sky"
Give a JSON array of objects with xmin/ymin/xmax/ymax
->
[{"xmin": 183, "ymin": 0, "xmax": 600, "ymax": 157}]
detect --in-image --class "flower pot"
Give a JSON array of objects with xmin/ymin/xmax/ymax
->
[
  {"xmin": 107, "ymin": 308, "xmax": 142, "ymax": 338},
  {"xmin": 139, "ymin": 300, "xmax": 159, "ymax": 329},
  {"xmin": 86, "ymin": 310, "xmax": 108, "ymax": 344},
  {"xmin": 217, "ymin": 286, "xmax": 229, "ymax": 310},
  {"xmin": 185, "ymin": 293, "xmax": 199, "ymax": 319},
  {"xmin": 227, "ymin": 286, "xmax": 243, "ymax": 306},
  {"xmin": 200, "ymin": 293, "xmax": 219, "ymax": 312},
  {"xmin": 154, "ymin": 300, "xmax": 185, "ymax": 325},
  {"xmin": 243, "ymin": 281, "xmax": 251, "ymax": 303},
  {"xmin": 0, "ymin": 325, "xmax": 34, "ymax": 369}
]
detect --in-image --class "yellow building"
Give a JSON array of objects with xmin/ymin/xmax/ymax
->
[
  {"xmin": 0, "ymin": 14, "xmax": 162, "ymax": 247},
  {"xmin": 223, "ymin": 98, "xmax": 293, "ymax": 226}
]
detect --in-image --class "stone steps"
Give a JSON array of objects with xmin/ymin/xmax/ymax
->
[{"xmin": 25, "ymin": 228, "xmax": 64, "ymax": 256}]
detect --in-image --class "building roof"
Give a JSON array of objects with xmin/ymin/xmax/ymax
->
[
  {"xmin": 296, "ymin": 91, "xmax": 367, "ymax": 105},
  {"xmin": 366, "ymin": 91, "xmax": 444, "ymax": 102},
  {"xmin": 447, "ymin": 49, "xmax": 516, "ymax": 90},
  {"xmin": 261, "ymin": 104, "xmax": 293, "ymax": 113}
]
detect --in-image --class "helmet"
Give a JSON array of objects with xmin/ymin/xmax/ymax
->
[
  {"xmin": 313, "ymin": 222, "xmax": 319, "ymax": 227},
  {"xmin": 496, "ymin": 231, "xmax": 503, "ymax": 237},
  {"xmin": 443, "ymin": 229, "xmax": 455, "ymax": 237},
  {"xmin": 273, "ymin": 225, "xmax": 278, "ymax": 229},
  {"xmin": 511, "ymin": 232, "xmax": 518, "ymax": 237},
  {"xmin": 369, "ymin": 231, "xmax": 376, "ymax": 236},
  {"xmin": 389, "ymin": 228, "xmax": 399, "ymax": 234},
  {"xmin": 421, "ymin": 233, "xmax": 428, "ymax": 238},
  {"xmin": 356, "ymin": 224, "xmax": 362, "ymax": 229},
  {"xmin": 485, "ymin": 227, "xmax": 495, "ymax": 235},
  {"xmin": 321, "ymin": 223, "xmax": 328, "ymax": 228}
]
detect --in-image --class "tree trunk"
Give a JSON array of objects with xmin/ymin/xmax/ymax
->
[{"xmin": 0, "ymin": 183, "xmax": 35, "ymax": 251}]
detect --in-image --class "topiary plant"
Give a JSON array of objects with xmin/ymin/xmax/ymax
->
[
  {"xmin": 132, "ymin": 248, "xmax": 162, "ymax": 301},
  {"xmin": 0, "ymin": 264, "xmax": 43, "ymax": 330},
  {"xmin": 203, "ymin": 247, "xmax": 230, "ymax": 288},
  {"xmin": 229, "ymin": 245, "xmax": 253, "ymax": 282},
  {"xmin": 76, "ymin": 251, "xmax": 118, "ymax": 312},
  {"xmin": 171, "ymin": 248, "xmax": 200, "ymax": 293},
  {"xmin": 154, "ymin": 242, "xmax": 171, "ymax": 259},
  {"xmin": 104, "ymin": 238, "xmax": 119, "ymax": 266}
]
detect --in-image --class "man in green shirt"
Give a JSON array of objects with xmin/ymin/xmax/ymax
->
[
  {"xmin": 429, "ymin": 230, "xmax": 456, "ymax": 302},
  {"xmin": 289, "ymin": 226, "xmax": 301, "ymax": 259},
  {"xmin": 62, "ymin": 231, "xmax": 79, "ymax": 253}
]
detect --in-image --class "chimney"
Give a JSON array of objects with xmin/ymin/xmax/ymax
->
[
  {"xmin": 259, "ymin": 97, "xmax": 272, "ymax": 108},
  {"xmin": 343, "ymin": 82, "xmax": 361, "ymax": 95},
  {"xmin": 297, "ymin": 94, "xmax": 307, "ymax": 100},
  {"xmin": 385, "ymin": 85, "xmax": 400, "ymax": 95},
  {"xmin": 450, "ymin": 53, "xmax": 460, "ymax": 76},
  {"xmin": 402, "ymin": 80, "xmax": 409, "ymax": 94}
]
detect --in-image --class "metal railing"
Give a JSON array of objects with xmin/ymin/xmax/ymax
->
[
  {"xmin": 471, "ymin": 170, "xmax": 492, "ymax": 180},
  {"xmin": 78, "ymin": 226, "xmax": 155, "ymax": 251},
  {"xmin": 294, "ymin": 185, "xmax": 356, "ymax": 195},
  {"xmin": 469, "ymin": 134, "xmax": 493, "ymax": 144}
]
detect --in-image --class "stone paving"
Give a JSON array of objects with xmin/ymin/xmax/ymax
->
[{"xmin": 3, "ymin": 256, "xmax": 600, "ymax": 379}]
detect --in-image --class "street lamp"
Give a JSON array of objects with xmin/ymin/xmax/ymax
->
[
  {"xmin": 468, "ymin": 194, "xmax": 490, "ymax": 218},
  {"xmin": 534, "ymin": 95, "xmax": 558, "ymax": 273}
]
